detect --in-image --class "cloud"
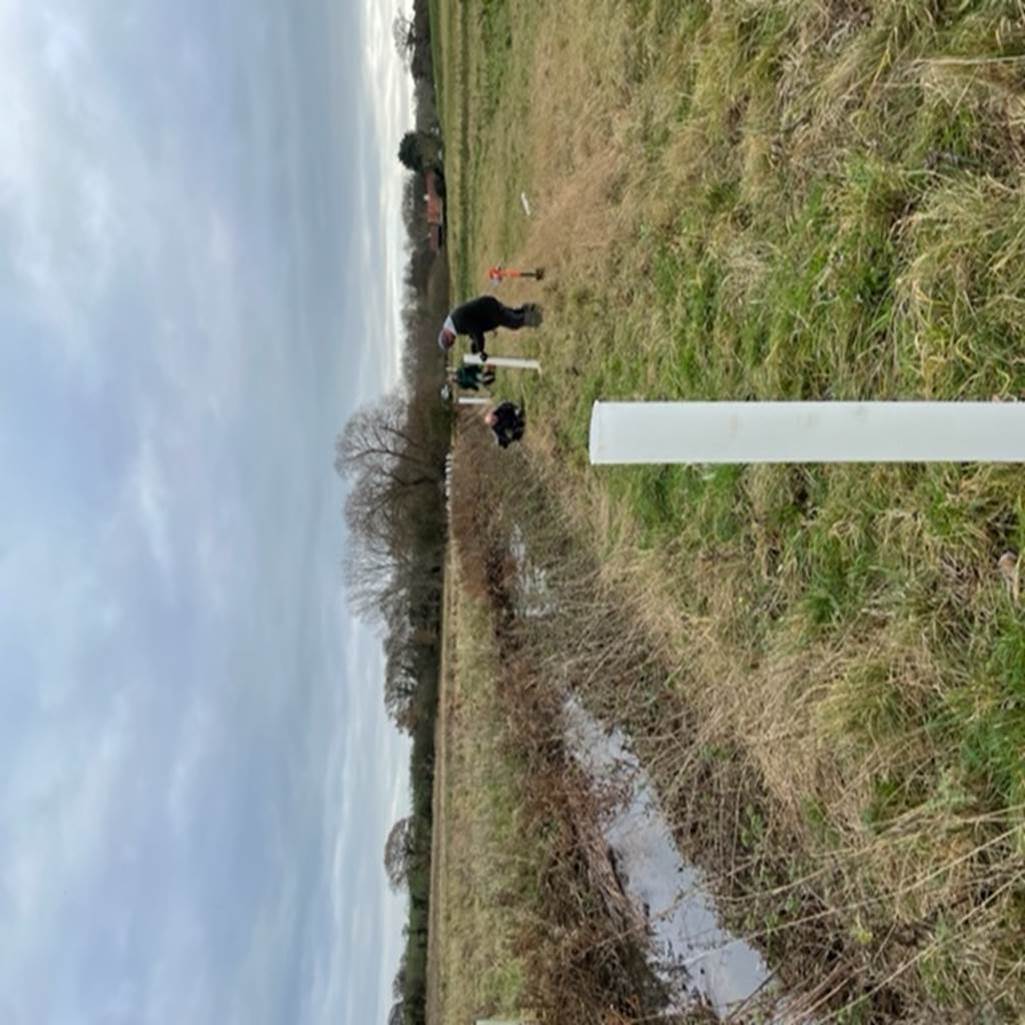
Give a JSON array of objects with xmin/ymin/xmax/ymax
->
[
  {"xmin": 165, "ymin": 693, "xmax": 214, "ymax": 837},
  {"xmin": 0, "ymin": 0, "xmax": 414, "ymax": 1022},
  {"xmin": 0, "ymin": 4, "xmax": 119, "ymax": 376},
  {"xmin": 131, "ymin": 433, "xmax": 174, "ymax": 578},
  {"xmin": 358, "ymin": 0, "xmax": 414, "ymax": 393}
]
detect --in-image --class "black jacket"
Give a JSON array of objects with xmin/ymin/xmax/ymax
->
[
  {"xmin": 449, "ymin": 296, "xmax": 504, "ymax": 356},
  {"xmin": 491, "ymin": 402, "xmax": 526, "ymax": 448}
]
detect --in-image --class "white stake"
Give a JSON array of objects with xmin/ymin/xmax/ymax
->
[
  {"xmin": 463, "ymin": 354, "xmax": 541, "ymax": 371},
  {"xmin": 589, "ymin": 401, "xmax": 1025, "ymax": 464},
  {"xmin": 457, "ymin": 396, "xmax": 490, "ymax": 405}
]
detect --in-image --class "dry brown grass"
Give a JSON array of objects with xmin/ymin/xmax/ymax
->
[
  {"xmin": 431, "ymin": 432, "xmax": 678, "ymax": 1025},
  {"xmin": 451, "ymin": 440, "xmax": 1025, "ymax": 1020},
  {"xmin": 436, "ymin": 0, "xmax": 1025, "ymax": 1018}
]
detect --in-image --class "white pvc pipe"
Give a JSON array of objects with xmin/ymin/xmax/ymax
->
[
  {"xmin": 463, "ymin": 354, "xmax": 540, "ymax": 371},
  {"xmin": 589, "ymin": 401, "xmax": 1025, "ymax": 464},
  {"xmin": 457, "ymin": 396, "xmax": 490, "ymax": 405}
]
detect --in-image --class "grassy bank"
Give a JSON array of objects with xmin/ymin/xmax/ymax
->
[
  {"xmin": 427, "ymin": 558, "xmax": 530, "ymax": 1025},
  {"xmin": 428, "ymin": 435, "xmax": 675, "ymax": 1025},
  {"xmin": 436, "ymin": 0, "xmax": 1025, "ymax": 1020}
]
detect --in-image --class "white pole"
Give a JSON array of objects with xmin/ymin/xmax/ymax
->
[
  {"xmin": 463, "ymin": 354, "xmax": 541, "ymax": 371},
  {"xmin": 589, "ymin": 401, "xmax": 1025, "ymax": 464},
  {"xmin": 457, "ymin": 396, "xmax": 490, "ymax": 405}
]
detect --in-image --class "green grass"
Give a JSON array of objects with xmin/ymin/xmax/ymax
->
[
  {"xmin": 438, "ymin": 0, "xmax": 1025, "ymax": 1018},
  {"xmin": 431, "ymin": 581, "xmax": 533, "ymax": 1025},
  {"xmin": 428, "ymin": 0, "xmax": 445, "ymax": 121}
]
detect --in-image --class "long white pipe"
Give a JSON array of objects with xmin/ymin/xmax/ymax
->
[
  {"xmin": 589, "ymin": 401, "xmax": 1025, "ymax": 464},
  {"xmin": 457, "ymin": 396, "xmax": 490, "ymax": 405},
  {"xmin": 463, "ymin": 354, "xmax": 540, "ymax": 371}
]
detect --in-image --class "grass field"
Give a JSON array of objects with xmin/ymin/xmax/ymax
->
[
  {"xmin": 426, "ymin": 553, "xmax": 531, "ymax": 1025},
  {"xmin": 433, "ymin": 2, "xmax": 1025, "ymax": 1021}
]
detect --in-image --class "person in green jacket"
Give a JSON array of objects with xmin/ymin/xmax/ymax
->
[{"xmin": 452, "ymin": 364, "xmax": 496, "ymax": 391}]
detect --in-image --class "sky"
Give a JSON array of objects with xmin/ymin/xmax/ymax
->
[{"xmin": 0, "ymin": 1, "xmax": 414, "ymax": 1023}]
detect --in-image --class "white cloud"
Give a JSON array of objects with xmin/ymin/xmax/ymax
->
[
  {"xmin": 0, "ymin": 4, "xmax": 118, "ymax": 374},
  {"xmin": 361, "ymin": 0, "xmax": 414, "ymax": 393},
  {"xmin": 132, "ymin": 434, "xmax": 174, "ymax": 577},
  {"xmin": 0, "ymin": 533, "xmax": 122, "ymax": 712},
  {"xmin": 0, "ymin": 683, "xmax": 135, "ymax": 1007},
  {"xmin": 166, "ymin": 694, "xmax": 215, "ymax": 837},
  {"xmin": 0, "ymin": 1, "xmax": 417, "ymax": 1022}
]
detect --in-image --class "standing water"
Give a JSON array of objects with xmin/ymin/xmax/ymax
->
[{"xmin": 563, "ymin": 699, "xmax": 785, "ymax": 1021}]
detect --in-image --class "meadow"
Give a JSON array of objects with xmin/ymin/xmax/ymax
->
[{"xmin": 433, "ymin": 3, "xmax": 1025, "ymax": 1021}]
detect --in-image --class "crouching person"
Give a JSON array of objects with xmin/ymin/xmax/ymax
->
[
  {"xmin": 484, "ymin": 401, "xmax": 526, "ymax": 449},
  {"xmin": 452, "ymin": 364, "xmax": 496, "ymax": 391}
]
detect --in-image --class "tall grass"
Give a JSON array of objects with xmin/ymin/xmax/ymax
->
[
  {"xmin": 439, "ymin": 0, "xmax": 1025, "ymax": 1019},
  {"xmin": 437, "ymin": 430, "xmax": 671, "ymax": 1025},
  {"xmin": 459, "ymin": 436, "xmax": 1025, "ymax": 1020}
]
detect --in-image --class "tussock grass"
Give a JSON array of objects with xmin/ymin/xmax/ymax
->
[
  {"xmin": 432, "ymin": 430, "xmax": 670, "ymax": 1025},
  {"xmin": 435, "ymin": 0, "xmax": 1025, "ymax": 1019},
  {"xmin": 428, "ymin": 549, "xmax": 532, "ymax": 1025},
  {"xmin": 467, "ymin": 444, "xmax": 1025, "ymax": 1020}
]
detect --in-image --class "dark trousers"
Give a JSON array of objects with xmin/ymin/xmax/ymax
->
[
  {"xmin": 494, "ymin": 301, "xmax": 527, "ymax": 330},
  {"xmin": 466, "ymin": 295, "xmax": 526, "ymax": 330},
  {"xmin": 450, "ymin": 295, "xmax": 536, "ymax": 352}
]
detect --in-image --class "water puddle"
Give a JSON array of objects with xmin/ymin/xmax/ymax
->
[
  {"xmin": 508, "ymin": 527, "xmax": 556, "ymax": 618},
  {"xmin": 563, "ymin": 699, "xmax": 784, "ymax": 1021}
]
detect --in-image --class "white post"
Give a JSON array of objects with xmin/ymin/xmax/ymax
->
[
  {"xmin": 463, "ymin": 354, "xmax": 541, "ymax": 371},
  {"xmin": 457, "ymin": 396, "xmax": 490, "ymax": 405},
  {"xmin": 588, "ymin": 401, "xmax": 1025, "ymax": 464}
]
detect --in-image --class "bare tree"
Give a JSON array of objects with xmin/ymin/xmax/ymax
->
[
  {"xmin": 392, "ymin": 10, "xmax": 416, "ymax": 68},
  {"xmin": 336, "ymin": 392, "xmax": 446, "ymax": 621},
  {"xmin": 392, "ymin": 9, "xmax": 432, "ymax": 80},
  {"xmin": 335, "ymin": 394, "xmax": 441, "ymax": 483},
  {"xmin": 384, "ymin": 816, "xmax": 416, "ymax": 891}
]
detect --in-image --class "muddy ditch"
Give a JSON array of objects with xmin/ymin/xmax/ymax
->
[
  {"xmin": 451, "ymin": 436, "xmax": 924, "ymax": 1023},
  {"xmin": 563, "ymin": 696, "xmax": 782, "ymax": 1021}
]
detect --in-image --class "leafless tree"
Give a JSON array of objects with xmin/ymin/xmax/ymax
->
[
  {"xmin": 336, "ymin": 392, "xmax": 446, "ymax": 622},
  {"xmin": 384, "ymin": 816, "xmax": 416, "ymax": 891},
  {"xmin": 335, "ymin": 394, "xmax": 440, "ymax": 484},
  {"xmin": 392, "ymin": 10, "xmax": 416, "ymax": 68}
]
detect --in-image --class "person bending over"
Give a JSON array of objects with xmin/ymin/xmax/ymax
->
[
  {"xmin": 484, "ymin": 401, "xmax": 526, "ymax": 449},
  {"xmin": 437, "ymin": 295, "xmax": 542, "ymax": 362}
]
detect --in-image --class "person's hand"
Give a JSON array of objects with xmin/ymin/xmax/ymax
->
[{"xmin": 479, "ymin": 351, "xmax": 488, "ymax": 364}]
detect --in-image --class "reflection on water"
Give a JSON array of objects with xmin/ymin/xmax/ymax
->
[
  {"xmin": 563, "ymin": 699, "xmax": 781, "ymax": 1021},
  {"xmin": 508, "ymin": 527, "xmax": 556, "ymax": 619}
]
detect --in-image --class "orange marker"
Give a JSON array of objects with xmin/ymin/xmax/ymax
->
[{"xmin": 487, "ymin": 265, "xmax": 545, "ymax": 284}]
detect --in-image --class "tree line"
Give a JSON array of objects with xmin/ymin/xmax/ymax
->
[{"xmin": 333, "ymin": 3, "xmax": 448, "ymax": 1024}]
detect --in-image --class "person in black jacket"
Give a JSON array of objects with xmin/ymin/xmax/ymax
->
[
  {"xmin": 438, "ymin": 295, "xmax": 542, "ymax": 362},
  {"xmin": 484, "ymin": 401, "xmax": 526, "ymax": 448}
]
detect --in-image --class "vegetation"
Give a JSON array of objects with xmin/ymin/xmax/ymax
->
[
  {"xmin": 429, "ymin": 432, "xmax": 672, "ymax": 1025},
  {"xmin": 425, "ymin": 558, "xmax": 531, "ymax": 1025},
  {"xmin": 434, "ymin": 0, "xmax": 1025, "ymax": 1021},
  {"xmin": 398, "ymin": 129, "xmax": 444, "ymax": 176},
  {"xmin": 335, "ymin": 4, "xmax": 449, "ymax": 1025}
]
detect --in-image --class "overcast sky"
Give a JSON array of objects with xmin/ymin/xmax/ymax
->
[{"xmin": 0, "ymin": 1, "xmax": 414, "ymax": 1023}]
